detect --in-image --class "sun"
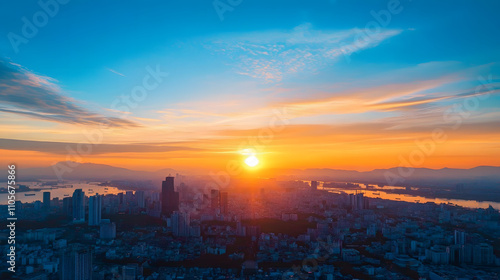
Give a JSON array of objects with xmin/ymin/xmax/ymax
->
[{"xmin": 244, "ymin": 155, "xmax": 259, "ymax": 167}]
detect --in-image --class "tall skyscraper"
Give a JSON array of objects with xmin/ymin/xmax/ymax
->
[
  {"xmin": 210, "ymin": 189, "xmax": 220, "ymax": 209},
  {"xmin": 72, "ymin": 189, "xmax": 85, "ymax": 223},
  {"xmin": 53, "ymin": 197, "xmax": 59, "ymax": 208},
  {"xmin": 88, "ymin": 194, "xmax": 102, "ymax": 226},
  {"xmin": 356, "ymin": 193, "xmax": 364, "ymax": 210},
  {"xmin": 43, "ymin": 191, "xmax": 51, "ymax": 210},
  {"xmin": 473, "ymin": 243, "xmax": 494, "ymax": 265},
  {"xmin": 448, "ymin": 244, "xmax": 465, "ymax": 265},
  {"xmin": 220, "ymin": 191, "xmax": 228, "ymax": 215},
  {"xmin": 161, "ymin": 176, "xmax": 179, "ymax": 216},
  {"xmin": 136, "ymin": 190, "xmax": 145, "ymax": 208},
  {"xmin": 311, "ymin": 181, "xmax": 318, "ymax": 190},
  {"xmin": 99, "ymin": 219, "xmax": 116, "ymax": 239},
  {"xmin": 454, "ymin": 230, "xmax": 467, "ymax": 245},
  {"xmin": 349, "ymin": 192, "xmax": 367, "ymax": 210},
  {"xmin": 125, "ymin": 191, "xmax": 134, "ymax": 204},
  {"xmin": 171, "ymin": 211, "xmax": 190, "ymax": 237},
  {"xmin": 63, "ymin": 197, "xmax": 72, "ymax": 216},
  {"xmin": 59, "ymin": 246, "xmax": 93, "ymax": 280}
]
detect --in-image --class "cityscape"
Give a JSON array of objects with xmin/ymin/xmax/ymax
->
[
  {"xmin": 1, "ymin": 0, "xmax": 500, "ymax": 279},
  {"xmin": 0, "ymin": 173, "xmax": 499, "ymax": 279}
]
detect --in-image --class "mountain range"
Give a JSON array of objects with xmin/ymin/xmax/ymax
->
[{"xmin": 15, "ymin": 162, "xmax": 500, "ymax": 189}]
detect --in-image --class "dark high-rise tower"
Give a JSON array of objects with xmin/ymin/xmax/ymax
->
[
  {"xmin": 63, "ymin": 197, "xmax": 72, "ymax": 216},
  {"xmin": 88, "ymin": 194, "xmax": 102, "ymax": 226},
  {"xmin": 59, "ymin": 246, "xmax": 93, "ymax": 280},
  {"xmin": 72, "ymin": 189, "xmax": 85, "ymax": 222},
  {"xmin": 136, "ymin": 190, "xmax": 145, "ymax": 208},
  {"xmin": 311, "ymin": 181, "xmax": 318, "ymax": 190},
  {"xmin": 43, "ymin": 191, "xmax": 51, "ymax": 210},
  {"xmin": 210, "ymin": 189, "xmax": 220, "ymax": 209},
  {"xmin": 220, "ymin": 191, "xmax": 228, "ymax": 215},
  {"xmin": 161, "ymin": 176, "xmax": 179, "ymax": 216}
]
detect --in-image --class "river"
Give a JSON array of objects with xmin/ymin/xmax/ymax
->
[{"xmin": 0, "ymin": 182, "xmax": 126, "ymax": 204}]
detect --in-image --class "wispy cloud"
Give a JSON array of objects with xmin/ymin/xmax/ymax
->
[
  {"xmin": 208, "ymin": 23, "xmax": 402, "ymax": 81},
  {"xmin": 0, "ymin": 138, "xmax": 197, "ymax": 155},
  {"xmin": 106, "ymin": 67, "xmax": 126, "ymax": 77},
  {"xmin": 0, "ymin": 60, "xmax": 138, "ymax": 127}
]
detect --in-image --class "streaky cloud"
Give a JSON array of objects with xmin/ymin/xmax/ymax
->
[
  {"xmin": 0, "ymin": 60, "xmax": 139, "ymax": 127},
  {"xmin": 0, "ymin": 138, "xmax": 199, "ymax": 155}
]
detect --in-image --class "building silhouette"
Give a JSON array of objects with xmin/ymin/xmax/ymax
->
[
  {"xmin": 136, "ymin": 190, "xmax": 145, "ymax": 208},
  {"xmin": 161, "ymin": 176, "xmax": 179, "ymax": 216},
  {"xmin": 473, "ymin": 243, "xmax": 494, "ymax": 265},
  {"xmin": 349, "ymin": 192, "xmax": 368, "ymax": 210},
  {"xmin": 454, "ymin": 230, "xmax": 467, "ymax": 245},
  {"xmin": 220, "ymin": 191, "xmax": 228, "ymax": 215},
  {"xmin": 72, "ymin": 189, "xmax": 85, "ymax": 223},
  {"xmin": 59, "ymin": 246, "xmax": 93, "ymax": 280},
  {"xmin": 63, "ymin": 197, "xmax": 72, "ymax": 216},
  {"xmin": 100, "ymin": 219, "xmax": 116, "ymax": 239},
  {"xmin": 171, "ymin": 211, "xmax": 190, "ymax": 237},
  {"xmin": 210, "ymin": 189, "xmax": 219, "ymax": 210},
  {"xmin": 43, "ymin": 191, "xmax": 51, "ymax": 210},
  {"xmin": 88, "ymin": 194, "xmax": 102, "ymax": 226}
]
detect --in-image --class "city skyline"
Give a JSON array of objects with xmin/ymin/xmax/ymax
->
[{"xmin": 2, "ymin": 174, "xmax": 499, "ymax": 279}]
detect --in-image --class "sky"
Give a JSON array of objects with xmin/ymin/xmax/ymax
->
[{"xmin": 0, "ymin": 0, "xmax": 499, "ymax": 173}]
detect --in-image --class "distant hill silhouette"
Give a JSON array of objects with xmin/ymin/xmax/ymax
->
[
  {"xmin": 18, "ymin": 162, "xmax": 177, "ymax": 183},
  {"xmin": 269, "ymin": 166, "xmax": 500, "ymax": 189},
  {"xmin": 16, "ymin": 162, "xmax": 500, "ymax": 189}
]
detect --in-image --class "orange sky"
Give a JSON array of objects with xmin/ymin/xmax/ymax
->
[
  {"xmin": 1, "ymin": 28, "xmax": 499, "ymax": 174},
  {"xmin": 1, "ymin": 119, "xmax": 499, "ymax": 173}
]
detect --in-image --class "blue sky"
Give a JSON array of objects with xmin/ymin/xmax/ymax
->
[
  {"xmin": 1, "ymin": 0, "xmax": 499, "ymax": 104},
  {"xmin": 0, "ymin": 0, "xmax": 499, "ymax": 170}
]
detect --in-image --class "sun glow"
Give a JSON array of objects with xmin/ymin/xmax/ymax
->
[{"xmin": 245, "ymin": 155, "xmax": 259, "ymax": 167}]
